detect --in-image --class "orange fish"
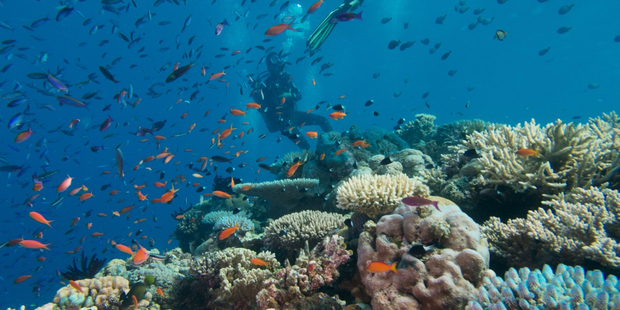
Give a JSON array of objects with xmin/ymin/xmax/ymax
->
[
  {"xmin": 137, "ymin": 191, "xmax": 148, "ymax": 201},
  {"xmin": 209, "ymin": 70, "xmax": 226, "ymax": 80},
  {"xmin": 68, "ymin": 187, "xmax": 82, "ymax": 196},
  {"xmin": 212, "ymin": 190, "xmax": 232, "ymax": 199},
  {"xmin": 69, "ymin": 280, "xmax": 84, "ymax": 293},
  {"xmin": 335, "ymin": 149, "xmax": 347, "ymax": 156},
  {"xmin": 156, "ymin": 288, "xmax": 165, "ymax": 297},
  {"xmin": 120, "ymin": 206, "xmax": 135, "ymax": 214},
  {"xmin": 19, "ymin": 240, "xmax": 51, "ymax": 251},
  {"xmin": 246, "ymin": 102, "xmax": 261, "ymax": 109},
  {"xmin": 312, "ymin": 78, "xmax": 316, "ymax": 85},
  {"xmin": 29, "ymin": 212, "xmax": 53, "ymax": 228},
  {"xmin": 305, "ymin": 131, "xmax": 318, "ymax": 139},
  {"xmin": 14, "ymin": 275, "xmax": 32, "ymax": 284},
  {"xmin": 69, "ymin": 118, "xmax": 80, "ymax": 129},
  {"xmin": 219, "ymin": 124, "xmax": 236, "ymax": 140},
  {"xmin": 230, "ymin": 107, "xmax": 246, "ymax": 116},
  {"xmin": 219, "ymin": 223, "xmax": 240, "ymax": 240},
  {"xmin": 250, "ymin": 258, "xmax": 268, "ymax": 266},
  {"xmin": 367, "ymin": 261, "xmax": 399, "ymax": 274},
  {"xmin": 154, "ymin": 181, "xmax": 167, "ymax": 188},
  {"xmin": 109, "ymin": 190, "xmax": 118, "ymax": 196},
  {"xmin": 241, "ymin": 185, "xmax": 252, "ymax": 191},
  {"xmin": 352, "ymin": 139, "xmax": 367, "ymax": 147},
  {"xmin": 91, "ymin": 232, "xmax": 104, "ymax": 237},
  {"xmin": 307, "ymin": 0, "xmax": 323, "ymax": 14},
  {"xmin": 160, "ymin": 185, "xmax": 179, "ymax": 203},
  {"xmin": 320, "ymin": 153, "xmax": 326, "ymax": 160},
  {"xmin": 515, "ymin": 149, "xmax": 541, "ymax": 156},
  {"xmin": 164, "ymin": 154, "xmax": 175, "ymax": 164},
  {"xmin": 287, "ymin": 161, "xmax": 304, "ymax": 178},
  {"xmin": 32, "ymin": 182, "xmax": 43, "ymax": 192},
  {"xmin": 265, "ymin": 21, "xmax": 297, "ymax": 37},
  {"xmin": 79, "ymin": 192, "xmax": 94, "ymax": 202},
  {"xmin": 57, "ymin": 175, "xmax": 73, "ymax": 193},
  {"xmin": 329, "ymin": 112, "xmax": 346, "ymax": 120},
  {"xmin": 133, "ymin": 246, "xmax": 149, "ymax": 265},
  {"xmin": 87, "ymin": 223, "xmax": 93, "ymax": 229},
  {"xmin": 14, "ymin": 128, "xmax": 35, "ymax": 143},
  {"xmin": 115, "ymin": 244, "xmax": 134, "ymax": 256}
]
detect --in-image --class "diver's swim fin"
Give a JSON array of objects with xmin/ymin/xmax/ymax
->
[{"xmin": 306, "ymin": 7, "xmax": 340, "ymax": 52}]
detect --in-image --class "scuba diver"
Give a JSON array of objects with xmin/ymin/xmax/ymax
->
[
  {"xmin": 251, "ymin": 52, "xmax": 333, "ymax": 149},
  {"xmin": 306, "ymin": 0, "xmax": 364, "ymax": 53}
]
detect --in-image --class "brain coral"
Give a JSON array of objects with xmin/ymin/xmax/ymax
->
[
  {"xmin": 336, "ymin": 173, "xmax": 430, "ymax": 217},
  {"xmin": 264, "ymin": 210, "xmax": 348, "ymax": 251},
  {"xmin": 357, "ymin": 197, "xmax": 489, "ymax": 310},
  {"xmin": 50, "ymin": 276, "xmax": 130, "ymax": 309}
]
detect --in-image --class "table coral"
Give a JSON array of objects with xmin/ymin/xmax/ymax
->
[
  {"xmin": 466, "ymin": 264, "xmax": 620, "ymax": 310},
  {"xmin": 263, "ymin": 210, "xmax": 347, "ymax": 252},
  {"xmin": 256, "ymin": 235, "xmax": 351, "ymax": 309},
  {"xmin": 336, "ymin": 173, "xmax": 430, "ymax": 218},
  {"xmin": 482, "ymin": 187, "xmax": 620, "ymax": 272},
  {"xmin": 233, "ymin": 178, "xmax": 321, "ymax": 216},
  {"xmin": 357, "ymin": 197, "xmax": 489, "ymax": 310}
]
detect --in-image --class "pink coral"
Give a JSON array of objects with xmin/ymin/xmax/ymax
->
[{"xmin": 357, "ymin": 196, "xmax": 489, "ymax": 310}]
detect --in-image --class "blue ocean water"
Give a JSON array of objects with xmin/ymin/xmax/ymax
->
[{"xmin": 0, "ymin": 0, "xmax": 617, "ymax": 308}]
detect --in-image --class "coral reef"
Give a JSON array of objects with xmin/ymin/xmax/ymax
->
[
  {"xmin": 61, "ymin": 252, "xmax": 107, "ymax": 280},
  {"xmin": 482, "ymin": 187, "xmax": 620, "ymax": 272},
  {"xmin": 357, "ymin": 197, "xmax": 489, "ymax": 310},
  {"xmin": 43, "ymin": 276, "xmax": 131, "ymax": 310},
  {"xmin": 336, "ymin": 173, "xmax": 430, "ymax": 218},
  {"xmin": 466, "ymin": 264, "xmax": 620, "ymax": 310},
  {"xmin": 396, "ymin": 114, "xmax": 438, "ymax": 147},
  {"xmin": 444, "ymin": 115, "xmax": 620, "ymax": 193},
  {"xmin": 233, "ymin": 178, "xmax": 322, "ymax": 217},
  {"xmin": 263, "ymin": 210, "xmax": 348, "ymax": 253},
  {"xmin": 182, "ymin": 248, "xmax": 279, "ymax": 310},
  {"xmin": 368, "ymin": 148, "xmax": 434, "ymax": 177},
  {"xmin": 257, "ymin": 235, "xmax": 352, "ymax": 309}
]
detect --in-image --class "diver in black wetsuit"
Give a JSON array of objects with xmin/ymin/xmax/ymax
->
[
  {"xmin": 306, "ymin": 0, "xmax": 364, "ymax": 53},
  {"xmin": 251, "ymin": 52, "xmax": 333, "ymax": 149}
]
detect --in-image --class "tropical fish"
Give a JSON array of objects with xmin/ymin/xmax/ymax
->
[
  {"xmin": 331, "ymin": 11, "xmax": 363, "ymax": 23},
  {"xmin": 14, "ymin": 128, "xmax": 35, "ymax": 143},
  {"xmin": 14, "ymin": 275, "xmax": 32, "ymax": 284},
  {"xmin": 494, "ymin": 29, "xmax": 507, "ymax": 41},
  {"xmin": 29, "ymin": 212, "xmax": 53, "ymax": 228},
  {"xmin": 402, "ymin": 196, "xmax": 440, "ymax": 212},
  {"xmin": 515, "ymin": 149, "xmax": 541, "ymax": 156},
  {"xmin": 305, "ymin": 131, "xmax": 318, "ymax": 139},
  {"xmin": 212, "ymin": 190, "xmax": 232, "ymax": 199},
  {"xmin": 100, "ymin": 115, "xmax": 113, "ymax": 132},
  {"xmin": 99, "ymin": 66, "xmax": 119, "ymax": 83},
  {"xmin": 215, "ymin": 19, "xmax": 229, "ymax": 35},
  {"xmin": 250, "ymin": 258, "xmax": 268, "ymax": 266},
  {"xmin": 286, "ymin": 161, "xmax": 303, "ymax": 178},
  {"xmin": 57, "ymin": 175, "xmax": 73, "ymax": 193},
  {"xmin": 133, "ymin": 246, "xmax": 149, "ymax": 265},
  {"xmin": 367, "ymin": 261, "xmax": 399, "ymax": 274},
  {"xmin": 19, "ymin": 240, "xmax": 51, "ymax": 251},
  {"xmin": 166, "ymin": 63, "xmax": 195, "ymax": 83},
  {"xmin": 265, "ymin": 21, "xmax": 297, "ymax": 37},
  {"xmin": 307, "ymin": 0, "xmax": 323, "ymax": 14},
  {"xmin": 219, "ymin": 223, "xmax": 240, "ymax": 240}
]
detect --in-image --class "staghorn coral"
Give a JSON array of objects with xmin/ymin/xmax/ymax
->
[
  {"xmin": 482, "ymin": 187, "xmax": 620, "ymax": 272},
  {"xmin": 357, "ymin": 197, "xmax": 489, "ymax": 310},
  {"xmin": 183, "ymin": 248, "xmax": 279, "ymax": 310},
  {"xmin": 466, "ymin": 264, "xmax": 620, "ymax": 310},
  {"xmin": 49, "ymin": 276, "xmax": 131, "ymax": 309},
  {"xmin": 263, "ymin": 210, "xmax": 348, "ymax": 252},
  {"xmin": 256, "ymin": 235, "xmax": 351, "ymax": 309},
  {"xmin": 444, "ymin": 115, "xmax": 620, "ymax": 193},
  {"xmin": 336, "ymin": 173, "xmax": 430, "ymax": 218}
]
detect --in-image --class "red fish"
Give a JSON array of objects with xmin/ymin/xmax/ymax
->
[
  {"xmin": 133, "ymin": 246, "xmax": 149, "ymax": 265},
  {"xmin": 515, "ymin": 149, "xmax": 541, "ymax": 156},
  {"xmin": 402, "ymin": 196, "xmax": 440, "ymax": 211},
  {"xmin": 307, "ymin": 0, "xmax": 323, "ymax": 14},
  {"xmin": 14, "ymin": 275, "xmax": 32, "ymax": 284},
  {"xmin": 265, "ymin": 21, "xmax": 297, "ymax": 37}
]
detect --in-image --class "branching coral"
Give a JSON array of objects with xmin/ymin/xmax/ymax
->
[
  {"xmin": 482, "ymin": 187, "xmax": 620, "ymax": 271},
  {"xmin": 466, "ymin": 264, "xmax": 620, "ymax": 310},
  {"xmin": 444, "ymin": 114, "xmax": 620, "ymax": 193},
  {"xmin": 336, "ymin": 173, "xmax": 430, "ymax": 217},
  {"xmin": 186, "ymin": 248, "xmax": 279, "ymax": 310},
  {"xmin": 256, "ymin": 235, "xmax": 351, "ymax": 309},
  {"xmin": 263, "ymin": 210, "xmax": 347, "ymax": 251}
]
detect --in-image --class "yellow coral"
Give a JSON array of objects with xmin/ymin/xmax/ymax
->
[{"xmin": 336, "ymin": 173, "xmax": 430, "ymax": 217}]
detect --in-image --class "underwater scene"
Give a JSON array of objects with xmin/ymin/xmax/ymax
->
[{"xmin": 1, "ymin": 0, "xmax": 619, "ymax": 309}]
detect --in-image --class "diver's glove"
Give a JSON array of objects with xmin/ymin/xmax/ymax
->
[{"xmin": 306, "ymin": 0, "xmax": 362, "ymax": 53}]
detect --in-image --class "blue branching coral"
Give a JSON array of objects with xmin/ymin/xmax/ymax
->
[{"xmin": 466, "ymin": 264, "xmax": 620, "ymax": 310}]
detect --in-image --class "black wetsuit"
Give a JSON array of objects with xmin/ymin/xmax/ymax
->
[{"xmin": 252, "ymin": 70, "xmax": 333, "ymax": 149}]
